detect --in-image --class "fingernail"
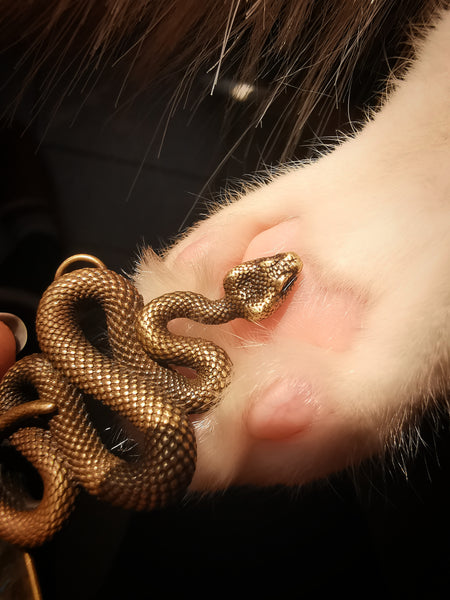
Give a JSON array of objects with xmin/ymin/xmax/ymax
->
[{"xmin": 0, "ymin": 313, "xmax": 28, "ymax": 353}]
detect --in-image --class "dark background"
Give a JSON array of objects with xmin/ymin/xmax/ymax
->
[{"xmin": 1, "ymin": 38, "xmax": 450, "ymax": 600}]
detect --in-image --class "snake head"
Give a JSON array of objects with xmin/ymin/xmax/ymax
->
[{"xmin": 223, "ymin": 252, "xmax": 303, "ymax": 321}]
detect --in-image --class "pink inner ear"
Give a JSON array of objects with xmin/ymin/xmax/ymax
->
[{"xmin": 246, "ymin": 378, "xmax": 318, "ymax": 440}]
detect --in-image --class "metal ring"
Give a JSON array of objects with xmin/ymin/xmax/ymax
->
[{"xmin": 54, "ymin": 254, "xmax": 107, "ymax": 280}]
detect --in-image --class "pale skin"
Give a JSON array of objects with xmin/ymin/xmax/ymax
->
[{"xmin": 135, "ymin": 10, "xmax": 450, "ymax": 491}]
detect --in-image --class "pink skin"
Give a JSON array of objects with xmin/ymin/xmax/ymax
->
[{"xmin": 136, "ymin": 10, "xmax": 450, "ymax": 491}]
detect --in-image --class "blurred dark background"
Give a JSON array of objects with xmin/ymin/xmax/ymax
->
[{"xmin": 0, "ymin": 32, "xmax": 450, "ymax": 600}]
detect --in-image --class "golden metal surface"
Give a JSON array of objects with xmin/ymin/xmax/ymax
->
[
  {"xmin": 0, "ymin": 252, "xmax": 302, "ymax": 548},
  {"xmin": 0, "ymin": 540, "xmax": 42, "ymax": 599},
  {"xmin": 23, "ymin": 552, "xmax": 42, "ymax": 600}
]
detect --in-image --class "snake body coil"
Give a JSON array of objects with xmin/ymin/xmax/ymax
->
[{"xmin": 0, "ymin": 252, "xmax": 301, "ymax": 547}]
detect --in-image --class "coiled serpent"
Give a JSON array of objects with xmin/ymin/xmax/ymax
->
[{"xmin": 0, "ymin": 252, "xmax": 302, "ymax": 548}]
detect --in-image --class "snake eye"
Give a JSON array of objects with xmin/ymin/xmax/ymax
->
[{"xmin": 280, "ymin": 274, "xmax": 297, "ymax": 295}]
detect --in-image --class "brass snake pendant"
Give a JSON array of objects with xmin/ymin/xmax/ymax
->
[{"xmin": 0, "ymin": 252, "xmax": 302, "ymax": 548}]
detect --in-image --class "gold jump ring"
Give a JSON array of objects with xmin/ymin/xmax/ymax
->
[{"xmin": 54, "ymin": 254, "xmax": 107, "ymax": 280}]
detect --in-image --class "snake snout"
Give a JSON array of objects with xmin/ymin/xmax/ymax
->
[
  {"xmin": 271, "ymin": 251, "xmax": 303, "ymax": 294},
  {"xmin": 223, "ymin": 252, "xmax": 302, "ymax": 321}
]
